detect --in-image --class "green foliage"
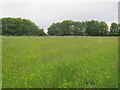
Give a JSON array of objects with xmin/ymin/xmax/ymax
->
[
  {"xmin": 86, "ymin": 20, "xmax": 108, "ymax": 36},
  {"xmin": 48, "ymin": 20, "xmax": 109, "ymax": 36},
  {"xmin": 118, "ymin": 23, "xmax": 120, "ymax": 36},
  {"xmin": 1, "ymin": 17, "xmax": 119, "ymax": 36},
  {"xmin": 2, "ymin": 36, "xmax": 118, "ymax": 88},
  {"xmin": 1, "ymin": 17, "xmax": 46, "ymax": 36},
  {"xmin": 99, "ymin": 21, "xmax": 109, "ymax": 36},
  {"xmin": 48, "ymin": 20, "xmax": 87, "ymax": 36},
  {"xmin": 74, "ymin": 21, "xmax": 87, "ymax": 36},
  {"xmin": 110, "ymin": 23, "xmax": 119, "ymax": 36}
]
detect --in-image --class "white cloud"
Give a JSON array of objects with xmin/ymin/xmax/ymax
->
[{"xmin": 0, "ymin": 1, "xmax": 118, "ymax": 30}]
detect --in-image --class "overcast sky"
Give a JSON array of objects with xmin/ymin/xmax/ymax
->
[{"xmin": 0, "ymin": 0, "xmax": 119, "ymax": 32}]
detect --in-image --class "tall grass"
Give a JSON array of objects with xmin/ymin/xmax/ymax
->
[{"xmin": 2, "ymin": 36, "xmax": 118, "ymax": 88}]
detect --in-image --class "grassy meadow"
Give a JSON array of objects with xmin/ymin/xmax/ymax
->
[{"xmin": 2, "ymin": 36, "xmax": 118, "ymax": 88}]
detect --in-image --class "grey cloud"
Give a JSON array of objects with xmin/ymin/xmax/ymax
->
[{"xmin": 1, "ymin": 2, "xmax": 118, "ymax": 30}]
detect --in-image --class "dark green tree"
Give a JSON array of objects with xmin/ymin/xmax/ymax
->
[
  {"xmin": 61, "ymin": 20, "xmax": 75, "ymax": 36},
  {"xmin": 99, "ymin": 21, "xmax": 108, "ymax": 36},
  {"xmin": 118, "ymin": 23, "xmax": 120, "ymax": 36},
  {"xmin": 47, "ymin": 22, "xmax": 62, "ymax": 36},
  {"xmin": 86, "ymin": 20, "xmax": 108, "ymax": 36},
  {"xmin": 110, "ymin": 23, "xmax": 119, "ymax": 36},
  {"xmin": 73, "ymin": 21, "xmax": 87, "ymax": 36},
  {"xmin": 48, "ymin": 20, "xmax": 87, "ymax": 36},
  {"xmin": 1, "ymin": 17, "xmax": 46, "ymax": 36}
]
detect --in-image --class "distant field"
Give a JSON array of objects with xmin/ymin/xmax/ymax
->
[{"xmin": 2, "ymin": 36, "xmax": 118, "ymax": 88}]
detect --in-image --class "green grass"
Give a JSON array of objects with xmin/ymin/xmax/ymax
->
[{"xmin": 2, "ymin": 36, "xmax": 118, "ymax": 88}]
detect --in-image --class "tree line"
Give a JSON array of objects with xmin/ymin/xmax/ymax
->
[
  {"xmin": 0, "ymin": 17, "xmax": 119, "ymax": 36},
  {"xmin": 48, "ymin": 20, "xmax": 120, "ymax": 36}
]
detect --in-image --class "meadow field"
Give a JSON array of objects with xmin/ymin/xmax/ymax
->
[{"xmin": 2, "ymin": 36, "xmax": 118, "ymax": 88}]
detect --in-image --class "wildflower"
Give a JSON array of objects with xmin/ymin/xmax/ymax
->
[{"xmin": 108, "ymin": 84, "xmax": 112, "ymax": 86}]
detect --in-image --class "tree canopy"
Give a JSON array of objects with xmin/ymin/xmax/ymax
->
[
  {"xmin": 86, "ymin": 20, "xmax": 108, "ymax": 36},
  {"xmin": 1, "ymin": 17, "xmax": 46, "ymax": 36},
  {"xmin": 0, "ymin": 17, "xmax": 119, "ymax": 36},
  {"xmin": 48, "ymin": 20, "xmax": 109, "ymax": 36},
  {"xmin": 110, "ymin": 22, "xmax": 119, "ymax": 36}
]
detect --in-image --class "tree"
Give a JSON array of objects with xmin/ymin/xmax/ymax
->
[
  {"xmin": 48, "ymin": 20, "xmax": 109, "ymax": 36},
  {"xmin": 48, "ymin": 20, "xmax": 73, "ymax": 36},
  {"xmin": 47, "ymin": 22, "xmax": 62, "ymax": 36},
  {"xmin": 73, "ymin": 21, "xmax": 87, "ymax": 36},
  {"xmin": 86, "ymin": 20, "xmax": 99, "ymax": 36},
  {"xmin": 86, "ymin": 20, "xmax": 108, "ymax": 36},
  {"xmin": 99, "ymin": 21, "xmax": 108, "ymax": 36},
  {"xmin": 47, "ymin": 20, "xmax": 87, "ymax": 36},
  {"xmin": 110, "ymin": 23, "xmax": 119, "ymax": 36},
  {"xmin": 1, "ymin": 17, "xmax": 46, "ymax": 36},
  {"xmin": 118, "ymin": 23, "xmax": 120, "ymax": 36}
]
